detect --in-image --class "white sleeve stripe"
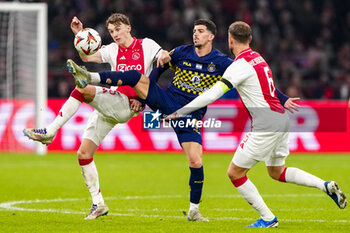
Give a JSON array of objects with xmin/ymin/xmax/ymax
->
[{"xmin": 177, "ymin": 82, "xmax": 225, "ymax": 116}]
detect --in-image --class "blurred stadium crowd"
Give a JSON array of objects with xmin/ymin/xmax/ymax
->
[{"xmin": 12, "ymin": 0, "xmax": 350, "ymax": 100}]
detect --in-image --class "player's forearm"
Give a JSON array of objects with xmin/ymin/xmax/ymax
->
[
  {"xmin": 177, "ymin": 82, "xmax": 226, "ymax": 116},
  {"xmin": 79, "ymin": 51, "xmax": 103, "ymax": 63}
]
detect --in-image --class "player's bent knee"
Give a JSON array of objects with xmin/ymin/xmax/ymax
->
[
  {"xmin": 77, "ymin": 147, "xmax": 94, "ymax": 159},
  {"xmin": 76, "ymin": 85, "xmax": 96, "ymax": 102},
  {"xmin": 269, "ymin": 173, "xmax": 280, "ymax": 181},
  {"xmin": 227, "ymin": 169, "xmax": 237, "ymax": 180},
  {"xmin": 267, "ymin": 166, "xmax": 286, "ymax": 181}
]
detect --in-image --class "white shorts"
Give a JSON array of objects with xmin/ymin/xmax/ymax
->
[
  {"xmin": 82, "ymin": 86, "xmax": 136, "ymax": 146},
  {"xmin": 232, "ymin": 132, "xmax": 289, "ymax": 169}
]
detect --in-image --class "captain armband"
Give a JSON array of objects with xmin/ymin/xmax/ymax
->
[{"xmin": 219, "ymin": 78, "xmax": 233, "ymax": 93}]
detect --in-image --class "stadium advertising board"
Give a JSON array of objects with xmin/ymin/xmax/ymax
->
[{"xmin": 0, "ymin": 99, "xmax": 349, "ymax": 152}]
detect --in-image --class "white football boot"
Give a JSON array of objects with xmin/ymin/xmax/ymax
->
[
  {"xmin": 325, "ymin": 181, "xmax": 347, "ymax": 209},
  {"xmin": 66, "ymin": 59, "xmax": 91, "ymax": 88},
  {"xmin": 23, "ymin": 128, "xmax": 54, "ymax": 146},
  {"xmin": 187, "ymin": 209, "xmax": 209, "ymax": 222},
  {"xmin": 84, "ymin": 202, "xmax": 109, "ymax": 220}
]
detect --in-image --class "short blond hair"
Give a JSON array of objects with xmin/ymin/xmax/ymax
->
[{"xmin": 106, "ymin": 13, "xmax": 130, "ymax": 27}]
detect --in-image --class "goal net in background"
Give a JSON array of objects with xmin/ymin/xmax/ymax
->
[{"xmin": 0, "ymin": 2, "xmax": 47, "ymax": 155}]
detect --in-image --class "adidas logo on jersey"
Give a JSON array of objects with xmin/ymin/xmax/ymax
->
[{"xmin": 120, "ymin": 56, "xmax": 126, "ymax": 60}]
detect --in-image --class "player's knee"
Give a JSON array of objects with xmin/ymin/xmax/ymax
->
[
  {"xmin": 227, "ymin": 169, "xmax": 238, "ymax": 180},
  {"xmin": 188, "ymin": 158, "xmax": 202, "ymax": 168},
  {"xmin": 267, "ymin": 167, "xmax": 284, "ymax": 181},
  {"xmin": 227, "ymin": 164, "xmax": 246, "ymax": 180},
  {"xmin": 268, "ymin": 172, "xmax": 280, "ymax": 181},
  {"xmin": 77, "ymin": 147, "xmax": 93, "ymax": 159},
  {"xmin": 76, "ymin": 86, "xmax": 95, "ymax": 102},
  {"xmin": 187, "ymin": 151, "xmax": 202, "ymax": 167}
]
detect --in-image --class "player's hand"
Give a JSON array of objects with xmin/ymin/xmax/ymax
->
[
  {"xmin": 130, "ymin": 99, "xmax": 144, "ymax": 112},
  {"xmin": 157, "ymin": 50, "xmax": 170, "ymax": 68},
  {"xmin": 71, "ymin": 16, "xmax": 83, "ymax": 35},
  {"xmin": 162, "ymin": 112, "xmax": 179, "ymax": 121},
  {"xmin": 284, "ymin": 97, "xmax": 300, "ymax": 113}
]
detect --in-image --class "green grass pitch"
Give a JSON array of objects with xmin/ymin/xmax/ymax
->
[{"xmin": 0, "ymin": 152, "xmax": 349, "ymax": 232}]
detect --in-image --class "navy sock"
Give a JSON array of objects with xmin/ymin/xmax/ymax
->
[
  {"xmin": 98, "ymin": 70, "xmax": 142, "ymax": 87},
  {"xmin": 189, "ymin": 166, "xmax": 204, "ymax": 204}
]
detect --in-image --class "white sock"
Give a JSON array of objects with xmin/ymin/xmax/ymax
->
[
  {"xmin": 284, "ymin": 167, "xmax": 326, "ymax": 191},
  {"xmin": 90, "ymin": 72, "xmax": 101, "ymax": 83},
  {"xmin": 189, "ymin": 202, "xmax": 199, "ymax": 211},
  {"xmin": 234, "ymin": 177, "xmax": 275, "ymax": 221},
  {"xmin": 80, "ymin": 160, "xmax": 104, "ymax": 205},
  {"xmin": 46, "ymin": 96, "xmax": 82, "ymax": 136}
]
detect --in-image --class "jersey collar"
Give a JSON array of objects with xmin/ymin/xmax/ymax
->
[
  {"xmin": 192, "ymin": 45, "xmax": 215, "ymax": 60},
  {"xmin": 234, "ymin": 48, "xmax": 252, "ymax": 61},
  {"xmin": 119, "ymin": 37, "xmax": 137, "ymax": 52}
]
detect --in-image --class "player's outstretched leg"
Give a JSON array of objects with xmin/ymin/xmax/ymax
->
[
  {"xmin": 325, "ymin": 181, "xmax": 347, "ymax": 209},
  {"xmin": 67, "ymin": 59, "xmax": 91, "ymax": 88},
  {"xmin": 67, "ymin": 59, "xmax": 142, "ymax": 88},
  {"xmin": 23, "ymin": 89, "xmax": 85, "ymax": 145},
  {"xmin": 275, "ymin": 167, "xmax": 347, "ymax": 209}
]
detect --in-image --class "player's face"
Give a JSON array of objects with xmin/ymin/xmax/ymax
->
[
  {"xmin": 107, "ymin": 23, "xmax": 131, "ymax": 47},
  {"xmin": 193, "ymin": 25, "xmax": 214, "ymax": 48}
]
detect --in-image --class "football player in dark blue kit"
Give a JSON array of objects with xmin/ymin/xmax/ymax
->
[{"xmin": 67, "ymin": 19, "xmax": 293, "ymax": 221}]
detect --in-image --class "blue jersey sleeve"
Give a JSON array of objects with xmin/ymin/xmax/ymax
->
[
  {"xmin": 169, "ymin": 46, "xmax": 186, "ymax": 67},
  {"xmin": 149, "ymin": 64, "xmax": 170, "ymax": 82}
]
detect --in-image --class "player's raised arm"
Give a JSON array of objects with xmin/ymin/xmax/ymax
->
[
  {"xmin": 71, "ymin": 16, "xmax": 103, "ymax": 63},
  {"xmin": 70, "ymin": 16, "xmax": 83, "ymax": 35}
]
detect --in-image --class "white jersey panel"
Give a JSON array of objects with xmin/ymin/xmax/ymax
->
[
  {"xmin": 142, "ymin": 38, "xmax": 161, "ymax": 76},
  {"xmin": 98, "ymin": 38, "xmax": 161, "ymax": 75},
  {"xmin": 222, "ymin": 58, "xmax": 270, "ymax": 109},
  {"xmin": 99, "ymin": 43, "xmax": 119, "ymax": 70},
  {"xmin": 223, "ymin": 58, "xmax": 289, "ymax": 132}
]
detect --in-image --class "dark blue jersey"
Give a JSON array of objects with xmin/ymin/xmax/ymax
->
[
  {"xmin": 168, "ymin": 45, "xmax": 233, "ymax": 102},
  {"xmin": 144, "ymin": 45, "xmax": 232, "ymax": 145}
]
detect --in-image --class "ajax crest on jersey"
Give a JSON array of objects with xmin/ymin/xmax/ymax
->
[{"xmin": 74, "ymin": 28, "xmax": 102, "ymax": 55}]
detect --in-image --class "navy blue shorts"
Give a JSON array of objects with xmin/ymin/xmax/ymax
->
[{"xmin": 145, "ymin": 79, "xmax": 204, "ymax": 145}]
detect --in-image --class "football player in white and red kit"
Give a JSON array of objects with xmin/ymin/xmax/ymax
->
[
  {"xmin": 23, "ymin": 13, "xmax": 165, "ymax": 219},
  {"xmin": 168, "ymin": 21, "xmax": 347, "ymax": 227}
]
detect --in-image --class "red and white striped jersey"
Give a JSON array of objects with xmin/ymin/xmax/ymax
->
[
  {"xmin": 99, "ymin": 37, "xmax": 161, "ymax": 99},
  {"xmin": 222, "ymin": 48, "xmax": 289, "ymax": 131}
]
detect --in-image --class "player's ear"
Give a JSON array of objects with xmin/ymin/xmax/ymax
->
[
  {"xmin": 229, "ymin": 35, "xmax": 234, "ymax": 45},
  {"xmin": 209, "ymin": 33, "xmax": 215, "ymax": 41}
]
